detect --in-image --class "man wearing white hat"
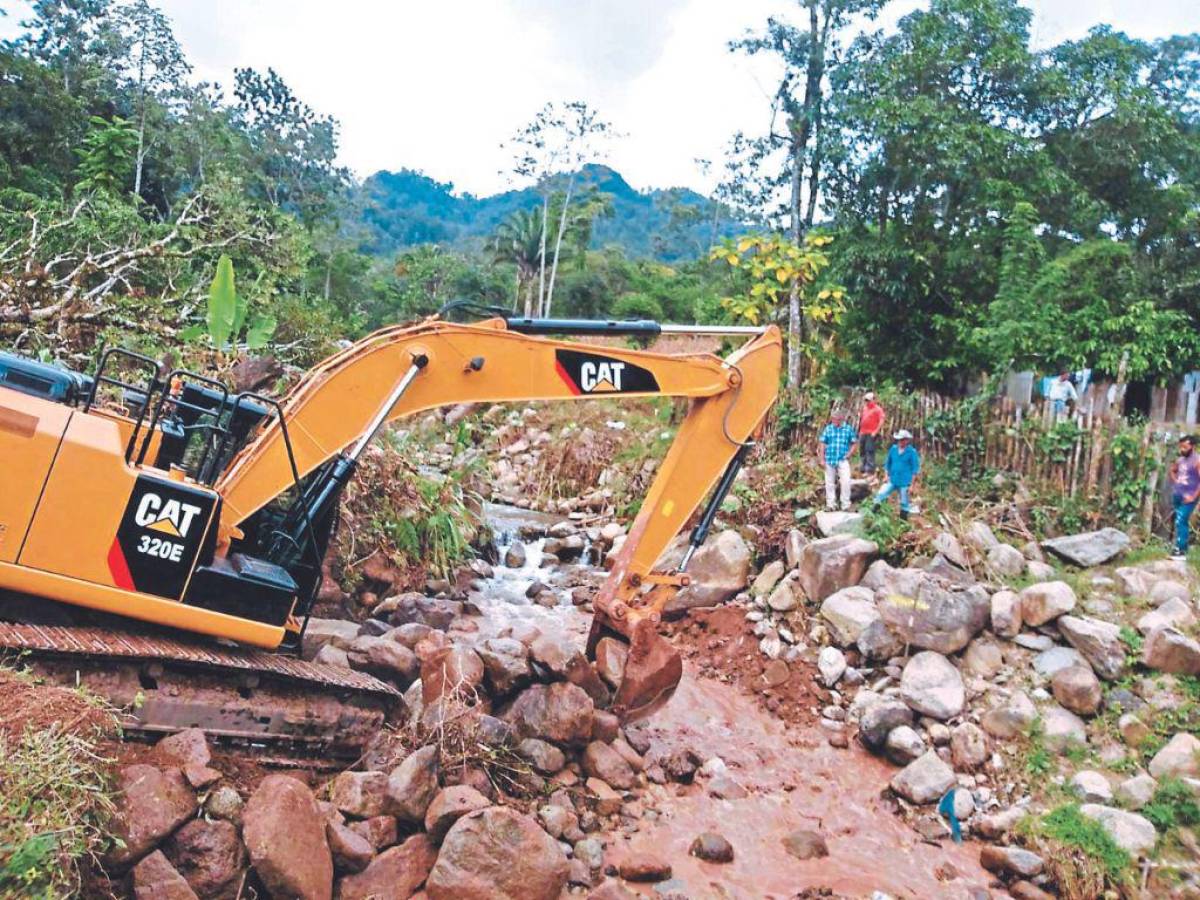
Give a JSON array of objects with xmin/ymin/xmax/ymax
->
[{"xmin": 875, "ymin": 429, "xmax": 921, "ymax": 519}]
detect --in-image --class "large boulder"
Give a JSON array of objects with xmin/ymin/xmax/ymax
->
[
  {"xmin": 877, "ymin": 582, "xmax": 990, "ymax": 654},
  {"xmin": 820, "ymin": 586, "xmax": 879, "ymax": 647},
  {"xmin": 1041, "ymin": 529, "xmax": 1130, "ymax": 567},
  {"xmin": 508, "ymin": 682, "xmax": 595, "ymax": 747},
  {"xmin": 336, "ymin": 834, "xmax": 438, "ymax": 900},
  {"xmin": 1142, "ymin": 627, "xmax": 1200, "ymax": 675},
  {"xmin": 1041, "ymin": 704, "xmax": 1088, "ymax": 751},
  {"xmin": 664, "ymin": 529, "xmax": 750, "ymax": 613},
  {"xmin": 1136, "ymin": 598, "xmax": 1196, "ymax": 636},
  {"xmin": 302, "ymin": 618, "xmax": 361, "ymax": 660},
  {"xmin": 1057, "ymin": 615, "xmax": 1126, "ymax": 680},
  {"xmin": 798, "ymin": 534, "xmax": 877, "ymax": 602},
  {"xmin": 163, "ymin": 819, "xmax": 246, "ymax": 899},
  {"xmin": 421, "ymin": 645, "xmax": 486, "ymax": 705},
  {"xmin": 425, "ymin": 786, "xmax": 492, "ymax": 843},
  {"xmin": 385, "ymin": 745, "xmax": 440, "ymax": 825},
  {"xmin": 329, "ymin": 771, "xmax": 389, "ymax": 819},
  {"xmin": 1019, "ymin": 581, "xmax": 1077, "ymax": 626},
  {"xmin": 476, "ymin": 638, "xmax": 533, "ymax": 696},
  {"xmin": 1052, "ymin": 666, "xmax": 1103, "ymax": 716},
  {"xmin": 990, "ymin": 590, "xmax": 1022, "ymax": 638},
  {"xmin": 243, "ymin": 775, "xmax": 333, "ymax": 900},
  {"xmin": 890, "ymin": 751, "xmax": 956, "ymax": 804},
  {"xmin": 1148, "ymin": 733, "xmax": 1200, "ymax": 779},
  {"xmin": 582, "ymin": 741, "xmax": 637, "ymax": 790},
  {"xmin": 529, "ymin": 633, "xmax": 609, "ymax": 704},
  {"xmin": 389, "ymin": 594, "xmax": 463, "ymax": 631},
  {"xmin": 1079, "ymin": 805, "xmax": 1157, "ymax": 856},
  {"xmin": 108, "ymin": 765, "xmax": 199, "ymax": 868},
  {"xmin": 987, "ymin": 544, "xmax": 1026, "ymax": 579},
  {"xmin": 766, "ymin": 571, "xmax": 802, "ymax": 613},
  {"xmin": 426, "ymin": 807, "xmax": 569, "ymax": 900},
  {"xmin": 326, "ymin": 820, "xmax": 374, "ymax": 875},
  {"xmin": 981, "ymin": 690, "xmax": 1037, "ymax": 740},
  {"xmin": 899, "ymin": 652, "xmax": 965, "ymax": 720}
]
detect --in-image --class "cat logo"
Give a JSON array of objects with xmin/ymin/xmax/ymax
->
[
  {"xmin": 133, "ymin": 492, "xmax": 204, "ymax": 539},
  {"xmin": 554, "ymin": 349, "xmax": 660, "ymax": 396},
  {"xmin": 580, "ymin": 360, "xmax": 624, "ymax": 393}
]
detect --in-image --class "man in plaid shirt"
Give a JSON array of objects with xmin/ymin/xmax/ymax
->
[{"xmin": 818, "ymin": 408, "xmax": 857, "ymax": 511}]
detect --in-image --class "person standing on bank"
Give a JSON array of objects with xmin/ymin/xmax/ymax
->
[
  {"xmin": 875, "ymin": 429, "xmax": 921, "ymax": 519},
  {"xmin": 1169, "ymin": 434, "xmax": 1200, "ymax": 560},
  {"xmin": 818, "ymin": 408, "xmax": 857, "ymax": 511},
  {"xmin": 858, "ymin": 391, "xmax": 885, "ymax": 476}
]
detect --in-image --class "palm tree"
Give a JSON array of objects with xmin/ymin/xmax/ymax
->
[{"xmin": 489, "ymin": 208, "xmax": 545, "ymax": 316}]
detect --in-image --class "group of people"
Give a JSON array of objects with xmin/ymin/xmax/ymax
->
[
  {"xmin": 817, "ymin": 393, "xmax": 921, "ymax": 518},
  {"xmin": 813, "ymin": 393, "xmax": 1200, "ymax": 558}
]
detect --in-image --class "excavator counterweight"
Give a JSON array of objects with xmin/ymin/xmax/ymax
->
[{"xmin": 0, "ymin": 314, "xmax": 781, "ymax": 742}]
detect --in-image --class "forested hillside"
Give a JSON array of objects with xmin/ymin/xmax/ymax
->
[{"xmin": 358, "ymin": 164, "xmax": 733, "ymax": 261}]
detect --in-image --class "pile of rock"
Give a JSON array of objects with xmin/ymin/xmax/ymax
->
[{"xmin": 732, "ymin": 521, "xmax": 1200, "ymax": 885}]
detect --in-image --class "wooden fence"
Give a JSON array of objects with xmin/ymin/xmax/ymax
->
[{"xmin": 783, "ymin": 390, "xmax": 1187, "ymax": 534}]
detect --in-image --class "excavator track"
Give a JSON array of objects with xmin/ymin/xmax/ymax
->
[{"xmin": 0, "ymin": 623, "xmax": 402, "ymax": 759}]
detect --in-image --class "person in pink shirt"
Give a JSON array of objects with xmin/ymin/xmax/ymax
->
[{"xmin": 858, "ymin": 391, "xmax": 885, "ymax": 476}]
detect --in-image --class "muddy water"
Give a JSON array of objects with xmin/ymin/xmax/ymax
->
[{"xmin": 476, "ymin": 504, "xmax": 993, "ymax": 899}]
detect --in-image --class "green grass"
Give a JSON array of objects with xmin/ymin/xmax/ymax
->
[
  {"xmin": 1039, "ymin": 803, "xmax": 1136, "ymax": 887},
  {"xmin": 1143, "ymin": 777, "xmax": 1200, "ymax": 833}
]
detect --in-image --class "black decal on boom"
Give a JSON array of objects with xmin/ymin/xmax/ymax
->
[{"xmin": 554, "ymin": 350, "xmax": 660, "ymax": 395}]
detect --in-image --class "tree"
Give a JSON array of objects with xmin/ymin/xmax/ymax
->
[
  {"xmin": 710, "ymin": 232, "xmax": 845, "ymax": 382},
  {"xmin": 10, "ymin": 0, "xmax": 119, "ymax": 96},
  {"xmin": 502, "ymin": 101, "xmax": 617, "ymax": 317},
  {"xmin": 489, "ymin": 207, "xmax": 545, "ymax": 315},
  {"xmin": 74, "ymin": 114, "xmax": 136, "ymax": 193},
  {"xmin": 112, "ymin": 0, "xmax": 189, "ymax": 198}
]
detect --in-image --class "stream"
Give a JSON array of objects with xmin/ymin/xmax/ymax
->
[{"xmin": 473, "ymin": 503, "xmax": 994, "ymax": 899}]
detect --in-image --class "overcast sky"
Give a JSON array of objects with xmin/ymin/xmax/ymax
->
[{"xmin": 3, "ymin": 0, "xmax": 1196, "ymax": 195}]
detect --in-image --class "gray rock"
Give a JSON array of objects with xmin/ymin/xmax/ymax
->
[
  {"xmin": 858, "ymin": 698, "xmax": 915, "ymax": 752},
  {"xmin": 1136, "ymin": 598, "xmax": 1196, "ymax": 635},
  {"xmin": 856, "ymin": 619, "xmax": 906, "ymax": 662},
  {"xmin": 890, "ymin": 751, "xmax": 956, "ymax": 804},
  {"xmin": 751, "ymin": 560, "xmax": 786, "ymax": 597},
  {"xmin": 818, "ymin": 646, "xmax": 847, "ymax": 687},
  {"xmin": 1025, "ymin": 560, "xmax": 1057, "ymax": 581},
  {"xmin": 798, "ymin": 534, "xmax": 878, "ymax": 602},
  {"xmin": 476, "ymin": 638, "xmax": 533, "ymax": 696},
  {"xmin": 990, "ymin": 590, "xmax": 1022, "ymax": 638},
  {"xmin": 877, "ymin": 582, "xmax": 990, "ymax": 654},
  {"xmin": 980, "ymin": 846, "xmax": 1045, "ymax": 879},
  {"xmin": 386, "ymin": 745, "xmax": 440, "ymax": 825},
  {"xmin": 666, "ymin": 529, "xmax": 751, "ymax": 613},
  {"xmin": 1041, "ymin": 704, "xmax": 1088, "ymax": 751},
  {"xmin": 1142, "ymin": 627, "xmax": 1200, "ymax": 675},
  {"xmin": 1148, "ymin": 579, "xmax": 1191, "ymax": 607},
  {"xmin": 1052, "ymin": 665, "xmax": 1103, "ymax": 716},
  {"xmin": 899, "ymin": 652, "xmax": 965, "ymax": 720},
  {"xmin": 884, "ymin": 725, "xmax": 927, "ymax": 766},
  {"xmin": 964, "ymin": 521, "xmax": 1000, "ymax": 552},
  {"xmin": 820, "ymin": 586, "xmax": 880, "ymax": 647},
  {"xmin": 816, "ymin": 510, "xmax": 864, "ymax": 537},
  {"xmin": 1033, "ymin": 646, "xmax": 1089, "ymax": 678},
  {"xmin": 987, "ymin": 544, "xmax": 1027, "ymax": 579},
  {"xmin": 1115, "ymin": 774, "xmax": 1157, "ymax": 810},
  {"xmin": 981, "ymin": 690, "xmax": 1037, "ymax": 739},
  {"xmin": 1041, "ymin": 528, "xmax": 1130, "ymax": 567},
  {"xmin": 766, "ymin": 572, "xmax": 802, "ymax": 612},
  {"xmin": 950, "ymin": 722, "xmax": 989, "ymax": 769},
  {"xmin": 963, "ymin": 639, "xmax": 1004, "ymax": 678},
  {"xmin": 1070, "ymin": 770, "xmax": 1113, "ymax": 803},
  {"xmin": 1148, "ymin": 732, "xmax": 1200, "ymax": 779},
  {"xmin": 301, "ymin": 617, "xmax": 360, "ymax": 660},
  {"xmin": 1019, "ymin": 581, "xmax": 1077, "ymax": 626},
  {"xmin": 1078, "ymin": 805, "xmax": 1157, "ymax": 855},
  {"xmin": 933, "ymin": 532, "xmax": 970, "ymax": 568},
  {"xmin": 785, "ymin": 529, "xmax": 807, "ymax": 570},
  {"xmin": 1057, "ymin": 615, "xmax": 1126, "ymax": 680},
  {"xmin": 1013, "ymin": 633, "xmax": 1055, "ymax": 651}
]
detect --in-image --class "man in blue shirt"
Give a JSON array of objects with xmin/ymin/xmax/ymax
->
[
  {"xmin": 818, "ymin": 408, "xmax": 857, "ymax": 511},
  {"xmin": 875, "ymin": 429, "xmax": 921, "ymax": 519}
]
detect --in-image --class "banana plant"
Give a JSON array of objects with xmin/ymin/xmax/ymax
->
[{"xmin": 180, "ymin": 255, "xmax": 277, "ymax": 351}]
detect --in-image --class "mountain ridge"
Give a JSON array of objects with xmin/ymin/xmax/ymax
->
[{"xmin": 355, "ymin": 163, "xmax": 734, "ymax": 261}]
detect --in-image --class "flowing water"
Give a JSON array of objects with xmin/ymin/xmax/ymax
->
[{"xmin": 475, "ymin": 503, "xmax": 993, "ymax": 899}]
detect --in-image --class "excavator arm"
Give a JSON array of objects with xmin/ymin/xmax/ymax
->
[{"xmin": 215, "ymin": 316, "xmax": 782, "ymax": 717}]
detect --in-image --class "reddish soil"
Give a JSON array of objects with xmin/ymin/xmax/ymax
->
[
  {"xmin": 666, "ymin": 604, "xmax": 822, "ymax": 727},
  {"xmin": 0, "ymin": 667, "xmax": 118, "ymax": 746}
]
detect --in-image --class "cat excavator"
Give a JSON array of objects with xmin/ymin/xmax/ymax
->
[{"xmin": 0, "ymin": 312, "xmax": 781, "ymax": 755}]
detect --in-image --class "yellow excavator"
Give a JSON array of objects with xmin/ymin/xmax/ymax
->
[{"xmin": 0, "ymin": 311, "xmax": 780, "ymax": 754}]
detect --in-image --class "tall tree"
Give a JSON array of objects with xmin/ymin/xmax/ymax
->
[
  {"xmin": 502, "ymin": 101, "xmax": 617, "ymax": 317},
  {"xmin": 731, "ymin": 0, "xmax": 884, "ymax": 388},
  {"xmin": 112, "ymin": 0, "xmax": 189, "ymax": 198},
  {"xmin": 11, "ymin": 0, "xmax": 118, "ymax": 96}
]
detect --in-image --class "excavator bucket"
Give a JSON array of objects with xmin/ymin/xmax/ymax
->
[{"xmin": 587, "ymin": 607, "xmax": 682, "ymax": 722}]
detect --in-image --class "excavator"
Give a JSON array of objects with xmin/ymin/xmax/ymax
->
[{"xmin": 0, "ymin": 311, "xmax": 781, "ymax": 756}]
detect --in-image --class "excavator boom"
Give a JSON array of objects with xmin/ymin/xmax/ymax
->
[{"xmin": 0, "ymin": 315, "xmax": 781, "ymax": 732}]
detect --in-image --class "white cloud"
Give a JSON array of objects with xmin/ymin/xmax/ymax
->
[{"xmin": 3, "ymin": 0, "xmax": 1196, "ymax": 196}]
